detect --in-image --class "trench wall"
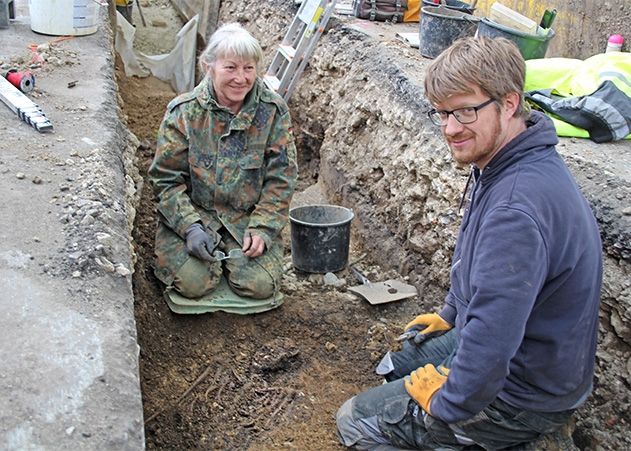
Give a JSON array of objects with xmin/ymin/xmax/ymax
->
[
  {"xmin": 298, "ymin": 28, "xmax": 631, "ymax": 347},
  {"xmin": 221, "ymin": 0, "xmax": 631, "ymax": 384}
]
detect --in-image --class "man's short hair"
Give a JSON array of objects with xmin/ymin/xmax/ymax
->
[
  {"xmin": 199, "ymin": 23, "xmax": 263, "ymax": 74},
  {"xmin": 424, "ymin": 37, "xmax": 529, "ymax": 119}
]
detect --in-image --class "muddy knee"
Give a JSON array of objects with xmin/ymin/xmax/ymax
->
[
  {"xmin": 336, "ymin": 397, "xmax": 360, "ymax": 446},
  {"xmin": 227, "ymin": 265, "xmax": 275, "ymax": 299},
  {"xmin": 172, "ymin": 258, "xmax": 221, "ymax": 298},
  {"xmin": 336, "ymin": 396, "xmax": 392, "ymax": 450}
]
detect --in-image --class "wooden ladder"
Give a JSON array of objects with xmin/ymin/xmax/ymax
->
[{"xmin": 263, "ymin": 0, "xmax": 337, "ymax": 101}]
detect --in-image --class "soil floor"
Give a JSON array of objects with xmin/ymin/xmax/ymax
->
[
  {"xmin": 119, "ymin": 60, "xmax": 413, "ymax": 451},
  {"xmin": 118, "ymin": 3, "xmax": 400, "ymax": 449},
  {"xmin": 119, "ymin": 72, "xmax": 399, "ymax": 450},
  {"xmin": 117, "ymin": 1, "xmax": 629, "ymax": 450}
]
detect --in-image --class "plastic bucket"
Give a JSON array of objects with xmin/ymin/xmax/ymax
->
[
  {"xmin": 29, "ymin": 0, "xmax": 99, "ymax": 36},
  {"xmin": 421, "ymin": 0, "xmax": 475, "ymax": 15},
  {"xmin": 419, "ymin": 6, "xmax": 479, "ymax": 59},
  {"xmin": 289, "ymin": 205, "xmax": 354, "ymax": 273},
  {"xmin": 477, "ymin": 18, "xmax": 556, "ymax": 60}
]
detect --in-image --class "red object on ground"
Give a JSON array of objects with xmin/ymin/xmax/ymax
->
[{"xmin": 5, "ymin": 69, "xmax": 35, "ymax": 93}]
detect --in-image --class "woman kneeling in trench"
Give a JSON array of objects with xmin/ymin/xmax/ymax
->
[{"xmin": 148, "ymin": 23, "xmax": 297, "ymax": 302}]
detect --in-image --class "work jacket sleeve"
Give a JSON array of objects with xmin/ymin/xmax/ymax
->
[
  {"xmin": 246, "ymin": 110, "xmax": 298, "ymax": 248},
  {"xmin": 430, "ymin": 206, "xmax": 548, "ymax": 423},
  {"xmin": 148, "ymin": 107, "xmax": 201, "ymax": 238},
  {"xmin": 439, "ymin": 291, "xmax": 458, "ymax": 325}
]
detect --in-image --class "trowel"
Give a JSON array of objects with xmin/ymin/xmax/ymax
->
[{"xmin": 348, "ymin": 267, "xmax": 418, "ymax": 305}]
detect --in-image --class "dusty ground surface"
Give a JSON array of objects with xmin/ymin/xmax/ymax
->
[
  {"xmin": 0, "ymin": 2, "xmax": 144, "ymax": 449},
  {"xmin": 117, "ymin": 0, "xmax": 630, "ymax": 449}
]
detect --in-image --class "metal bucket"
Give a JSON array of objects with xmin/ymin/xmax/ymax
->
[{"xmin": 419, "ymin": 6, "xmax": 479, "ymax": 59}]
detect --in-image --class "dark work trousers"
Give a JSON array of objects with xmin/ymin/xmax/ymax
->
[{"xmin": 336, "ymin": 330, "xmax": 574, "ymax": 450}]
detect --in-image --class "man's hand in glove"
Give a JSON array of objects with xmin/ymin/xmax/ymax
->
[
  {"xmin": 404, "ymin": 364, "xmax": 450, "ymax": 415},
  {"xmin": 185, "ymin": 223, "xmax": 216, "ymax": 262},
  {"xmin": 405, "ymin": 313, "xmax": 453, "ymax": 338}
]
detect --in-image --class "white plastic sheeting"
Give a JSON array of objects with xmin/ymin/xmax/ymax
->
[{"xmin": 114, "ymin": 11, "xmax": 198, "ymax": 93}]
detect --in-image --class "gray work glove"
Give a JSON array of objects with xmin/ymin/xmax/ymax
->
[{"xmin": 185, "ymin": 223, "xmax": 216, "ymax": 262}]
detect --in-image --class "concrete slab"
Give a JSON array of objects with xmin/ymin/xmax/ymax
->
[{"xmin": 0, "ymin": 3, "xmax": 144, "ymax": 450}]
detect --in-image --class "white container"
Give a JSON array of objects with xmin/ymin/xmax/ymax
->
[
  {"xmin": 29, "ymin": 0, "xmax": 99, "ymax": 36},
  {"xmin": 605, "ymin": 34, "xmax": 624, "ymax": 53},
  {"xmin": 489, "ymin": 2, "xmax": 538, "ymax": 35}
]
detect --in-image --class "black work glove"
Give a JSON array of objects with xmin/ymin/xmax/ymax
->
[{"xmin": 185, "ymin": 223, "xmax": 216, "ymax": 262}]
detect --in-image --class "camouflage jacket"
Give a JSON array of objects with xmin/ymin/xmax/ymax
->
[{"xmin": 148, "ymin": 78, "xmax": 298, "ymax": 249}]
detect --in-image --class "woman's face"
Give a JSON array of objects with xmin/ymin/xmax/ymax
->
[{"xmin": 210, "ymin": 55, "xmax": 257, "ymax": 113}]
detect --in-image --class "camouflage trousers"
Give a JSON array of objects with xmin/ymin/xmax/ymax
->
[{"xmin": 154, "ymin": 224, "xmax": 284, "ymax": 300}]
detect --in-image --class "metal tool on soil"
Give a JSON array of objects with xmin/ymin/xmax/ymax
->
[
  {"xmin": 348, "ymin": 267, "xmax": 418, "ymax": 305},
  {"xmin": 212, "ymin": 248, "xmax": 244, "ymax": 262}
]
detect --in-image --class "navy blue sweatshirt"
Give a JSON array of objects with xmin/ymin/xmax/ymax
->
[{"xmin": 431, "ymin": 111, "xmax": 603, "ymax": 424}]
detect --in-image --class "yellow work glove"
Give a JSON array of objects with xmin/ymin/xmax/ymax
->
[
  {"xmin": 404, "ymin": 364, "xmax": 449, "ymax": 415},
  {"xmin": 405, "ymin": 313, "xmax": 452, "ymax": 335}
]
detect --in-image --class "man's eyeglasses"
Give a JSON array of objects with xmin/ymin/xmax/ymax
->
[{"xmin": 428, "ymin": 98, "xmax": 496, "ymax": 126}]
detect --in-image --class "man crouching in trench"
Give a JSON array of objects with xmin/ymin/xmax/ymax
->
[
  {"xmin": 336, "ymin": 37, "xmax": 603, "ymax": 450},
  {"xmin": 148, "ymin": 23, "xmax": 297, "ymax": 303}
]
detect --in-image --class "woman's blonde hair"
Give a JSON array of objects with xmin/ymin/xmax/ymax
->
[
  {"xmin": 424, "ymin": 37, "xmax": 529, "ymax": 118},
  {"xmin": 199, "ymin": 23, "xmax": 263, "ymax": 74}
]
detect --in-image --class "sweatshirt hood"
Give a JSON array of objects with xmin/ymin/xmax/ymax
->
[{"xmin": 481, "ymin": 110, "xmax": 559, "ymax": 183}]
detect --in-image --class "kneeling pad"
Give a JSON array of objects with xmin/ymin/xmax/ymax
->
[{"xmin": 164, "ymin": 276, "xmax": 283, "ymax": 315}]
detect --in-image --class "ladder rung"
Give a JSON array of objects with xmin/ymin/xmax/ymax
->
[
  {"xmin": 263, "ymin": 75, "xmax": 281, "ymax": 92},
  {"xmin": 278, "ymin": 44, "xmax": 296, "ymax": 60},
  {"xmin": 266, "ymin": 0, "xmax": 336, "ymax": 101}
]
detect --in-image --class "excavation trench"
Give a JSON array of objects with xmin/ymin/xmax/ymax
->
[{"xmin": 117, "ymin": 1, "xmax": 630, "ymax": 449}]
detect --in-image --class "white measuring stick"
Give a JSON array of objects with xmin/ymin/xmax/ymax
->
[{"xmin": 0, "ymin": 76, "xmax": 53, "ymax": 132}]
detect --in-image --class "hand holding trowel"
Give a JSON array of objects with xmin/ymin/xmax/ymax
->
[
  {"xmin": 348, "ymin": 266, "xmax": 418, "ymax": 305},
  {"xmin": 397, "ymin": 312, "xmax": 453, "ymax": 343}
]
